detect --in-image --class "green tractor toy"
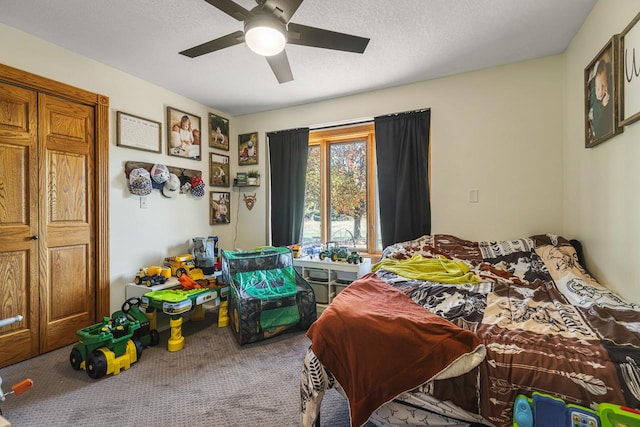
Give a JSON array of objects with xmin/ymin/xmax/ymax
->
[
  {"xmin": 69, "ymin": 297, "xmax": 159, "ymax": 379},
  {"xmin": 318, "ymin": 241, "xmax": 363, "ymax": 264}
]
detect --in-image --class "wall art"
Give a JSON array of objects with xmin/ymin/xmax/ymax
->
[
  {"xmin": 167, "ymin": 106, "xmax": 201, "ymax": 160},
  {"xmin": 584, "ymin": 36, "xmax": 622, "ymax": 148}
]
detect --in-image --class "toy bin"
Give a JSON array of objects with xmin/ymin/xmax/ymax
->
[{"xmin": 222, "ymin": 247, "xmax": 317, "ymax": 345}]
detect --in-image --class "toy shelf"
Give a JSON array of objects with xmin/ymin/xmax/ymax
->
[{"xmin": 293, "ymin": 258, "xmax": 371, "ymax": 309}]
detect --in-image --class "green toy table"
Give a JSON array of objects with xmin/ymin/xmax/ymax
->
[{"xmin": 141, "ymin": 287, "xmax": 216, "ymax": 351}]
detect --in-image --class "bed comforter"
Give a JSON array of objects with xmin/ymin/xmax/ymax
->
[{"xmin": 300, "ymin": 234, "xmax": 640, "ymax": 427}]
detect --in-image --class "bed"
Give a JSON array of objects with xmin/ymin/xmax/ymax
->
[{"xmin": 299, "ymin": 234, "xmax": 640, "ymax": 427}]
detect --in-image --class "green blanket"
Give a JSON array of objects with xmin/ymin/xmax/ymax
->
[{"xmin": 372, "ymin": 254, "xmax": 481, "ymax": 284}]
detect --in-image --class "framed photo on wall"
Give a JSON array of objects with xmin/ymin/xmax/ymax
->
[
  {"xmin": 116, "ymin": 111, "xmax": 162, "ymax": 153},
  {"xmin": 210, "ymin": 191, "xmax": 230, "ymax": 225},
  {"xmin": 210, "ymin": 153, "xmax": 230, "ymax": 187},
  {"xmin": 584, "ymin": 36, "xmax": 622, "ymax": 148},
  {"xmin": 167, "ymin": 106, "xmax": 202, "ymax": 160},
  {"xmin": 209, "ymin": 113, "xmax": 229, "ymax": 150},
  {"xmin": 619, "ymin": 11, "xmax": 640, "ymax": 127},
  {"xmin": 238, "ymin": 132, "xmax": 258, "ymax": 165}
]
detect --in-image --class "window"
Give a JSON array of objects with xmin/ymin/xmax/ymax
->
[{"xmin": 302, "ymin": 124, "xmax": 381, "ymax": 255}]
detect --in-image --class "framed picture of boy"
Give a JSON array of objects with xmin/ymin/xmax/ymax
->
[
  {"xmin": 584, "ymin": 36, "xmax": 622, "ymax": 148},
  {"xmin": 238, "ymin": 132, "xmax": 258, "ymax": 165},
  {"xmin": 209, "ymin": 113, "xmax": 229, "ymax": 150},
  {"xmin": 167, "ymin": 107, "xmax": 202, "ymax": 160},
  {"xmin": 210, "ymin": 191, "xmax": 230, "ymax": 225},
  {"xmin": 210, "ymin": 153, "xmax": 230, "ymax": 187}
]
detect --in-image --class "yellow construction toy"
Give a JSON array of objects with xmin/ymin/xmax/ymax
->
[{"xmin": 163, "ymin": 254, "xmax": 205, "ymax": 280}]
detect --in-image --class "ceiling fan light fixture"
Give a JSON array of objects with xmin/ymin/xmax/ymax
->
[{"xmin": 244, "ymin": 16, "xmax": 286, "ymax": 56}]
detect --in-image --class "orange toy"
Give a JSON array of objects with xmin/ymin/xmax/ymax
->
[{"xmin": 177, "ymin": 273, "xmax": 201, "ymax": 290}]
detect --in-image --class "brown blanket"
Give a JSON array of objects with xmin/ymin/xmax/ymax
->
[{"xmin": 306, "ymin": 273, "xmax": 486, "ymax": 427}]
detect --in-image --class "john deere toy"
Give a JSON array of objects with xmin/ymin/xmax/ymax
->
[
  {"xmin": 69, "ymin": 297, "xmax": 159, "ymax": 379},
  {"xmin": 318, "ymin": 241, "xmax": 363, "ymax": 264}
]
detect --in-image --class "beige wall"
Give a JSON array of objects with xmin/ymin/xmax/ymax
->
[
  {"xmin": 563, "ymin": 0, "xmax": 640, "ymax": 303},
  {"xmin": 0, "ymin": 24, "xmax": 238, "ymax": 312},
  {"xmin": 6, "ymin": 0, "xmax": 635, "ymax": 311},
  {"xmin": 235, "ymin": 56, "xmax": 565, "ymax": 249}
]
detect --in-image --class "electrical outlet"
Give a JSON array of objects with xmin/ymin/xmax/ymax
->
[
  {"xmin": 469, "ymin": 189, "xmax": 479, "ymax": 203},
  {"xmin": 140, "ymin": 196, "xmax": 149, "ymax": 208}
]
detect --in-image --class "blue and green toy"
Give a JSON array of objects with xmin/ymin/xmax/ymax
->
[{"xmin": 513, "ymin": 392, "xmax": 640, "ymax": 427}]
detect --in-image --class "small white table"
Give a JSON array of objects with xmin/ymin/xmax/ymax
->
[{"xmin": 293, "ymin": 257, "xmax": 372, "ymax": 305}]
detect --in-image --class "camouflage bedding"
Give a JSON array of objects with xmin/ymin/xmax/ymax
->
[{"xmin": 300, "ymin": 234, "xmax": 640, "ymax": 427}]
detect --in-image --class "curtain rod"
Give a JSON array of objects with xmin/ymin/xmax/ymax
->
[
  {"xmin": 267, "ymin": 108, "xmax": 428, "ymax": 135},
  {"xmin": 266, "ymin": 127, "xmax": 309, "ymax": 136},
  {"xmin": 309, "ymin": 118, "xmax": 373, "ymax": 131},
  {"xmin": 375, "ymin": 107, "xmax": 430, "ymax": 119}
]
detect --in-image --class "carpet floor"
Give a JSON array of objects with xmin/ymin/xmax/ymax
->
[{"xmin": 0, "ymin": 310, "xmax": 351, "ymax": 427}]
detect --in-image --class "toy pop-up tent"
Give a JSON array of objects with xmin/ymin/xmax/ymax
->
[{"xmin": 222, "ymin": 247, "xmax": 317, "ymax": 345}]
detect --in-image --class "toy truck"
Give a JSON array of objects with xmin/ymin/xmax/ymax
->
[
  {"xmin": 69, "ymin": 297, "xmax": 159, "ymax": 379},
  {"xmin": 134, "ymin": 265, "xmax": 170, "ymax": 287},
  {"xmin": 163, "ymin": 254, "xmax": 205, "ymax": 280},
  {"xmin": 318, "ymin": 241, "xmax": 363, "ymax": 264}
]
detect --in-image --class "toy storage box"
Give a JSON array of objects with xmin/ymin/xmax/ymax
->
[{"xmin": 222, "ymin": 248, "xmax": 317, "ymax": 345}]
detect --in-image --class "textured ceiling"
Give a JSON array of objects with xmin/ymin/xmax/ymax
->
[{"xmin": 0, "ymin": 0, "xmax": 596, "ymax": 116}]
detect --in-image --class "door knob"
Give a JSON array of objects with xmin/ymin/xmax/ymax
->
[{"xmin": 31, "ymin": 235, "xmax": 39, "ymax": 240}]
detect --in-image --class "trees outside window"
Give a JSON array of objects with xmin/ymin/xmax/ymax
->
[{"xmin": 302, "ymin": 124, "xmax": 380, "ymax": 254}]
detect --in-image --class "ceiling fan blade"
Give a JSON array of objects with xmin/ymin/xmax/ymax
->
[
  {"xmin": 204, "ymin": 0, "xmax": 252, "ymax": 21},
  {"xmin": 179, "ymin": 31, "xmax": 245, "ymax": 58},
  {"xmin": 266, "ymin": 50, "xmax": 294, "ymax": 83},
  {"xmin": 287, "ymin": 23, "xmax": 369, "ymax": 53},
  {"xmin": 261, "ymin": 0, "xmax": 304, "ymax": 23}
]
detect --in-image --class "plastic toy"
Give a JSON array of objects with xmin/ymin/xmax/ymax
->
[
  {"xmin": 163, "ymin": 253, "xmax": 205, "ymax": 280},
  {"xmin": 318, "ymin": 241, "xmax": 363, "ymax": 263},
  {"xmin": 598, "ymin": 403, "xmax": 640, "ymax": 427},
  {"xmin": 346, "ymin": 251, "xmax": 364, "ymax": 264},
  {"xmin": 510, "ymin": 392, "xmax": 640, "ymax": 427},
  {"xmin": 513, "ymin": 394, "xmax": 533, "ymax": 427},
  {"xmin": 288, "ymin": 244, "xmax": 302, "ymax": 258},
  {"xmin": 134, "ymin": 265, "xmax": 170, "ymax": 287},
  {"xmin": 142, "ymin": 287, "xmax": 215, "ymax": 352},
  {"xmin": 69, "ymin": 297, "xmax": 159, "ymax": 379},
  {"xmin": 567, "ymin": 404, "xmax": 599, "ymax": 427},
  {"xmin": 532, "ymin": 392, "xmax": 572, "ymax": 426},
  {"xmin": 0, "ymin": 315, "xmax": 33, "ymax": 413},
  {"xmin": 193, "ymin": 236, "xmax": 219, "ymax": 274}
]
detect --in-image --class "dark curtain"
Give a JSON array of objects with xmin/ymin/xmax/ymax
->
[
  {"xmin": 374, "ymin": 110, "xmax": 431, "ymax": 248},
  {"xmin": 268, "ymin": 128, "xmax": 310, "ymax": 246}
]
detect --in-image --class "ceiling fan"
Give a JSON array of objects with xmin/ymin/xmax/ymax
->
[{"xmin": 179, "ymin": 0, "xmax": 370, "ymax": 83}]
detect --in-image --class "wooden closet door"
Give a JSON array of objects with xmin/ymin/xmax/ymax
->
[
  {"xmin": 0, "ymin": 82, "xmax": 40, "ymax": 366},
  {"xmin": 38, "ymin": 93, "xmax": 95, "ymax": 353}
]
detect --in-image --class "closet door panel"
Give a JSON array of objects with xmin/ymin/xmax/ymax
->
[
  {"xmin": 0, "ymin": 82, "xmax": 39, "ymax": 367},
  {"xmin": 38, "ymin": 93, "xmax": 95, "ymax": 353}
]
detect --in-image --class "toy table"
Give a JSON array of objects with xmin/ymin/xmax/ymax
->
[
  {"xmin": 141, "ymin": 288, "xmax": 217, "ymax": 352},
  {"xmin": 126, "ymin": 274, "xmax": 225, "ymax": 331}
]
